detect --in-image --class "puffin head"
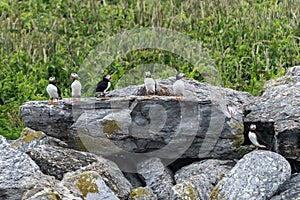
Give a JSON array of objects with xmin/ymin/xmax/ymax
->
[
  {"xmin": 145, "ymin": 71, "xmax": 152, "ymax": 78},
  {"xmin": 176, "ymin": 72, "xmax": 185, "ymax": 80},
  {"xmin": 70, "ymin": 73, "xmax": 78, "ymax": 80},
  {"xmin": 104, "ymin": 75, "xmax": 112, "ymax": 81},
  {"xmin": 250, "ymin": 124, "xmax": 256, "ymax": 131},
  {"xmin": 49, "ymin": 76, "xmax": 56, "ymax": 84}
]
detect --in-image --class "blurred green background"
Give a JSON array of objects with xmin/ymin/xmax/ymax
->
[{"xmin": 0, "ymin": 0, "xmax": 299, "ymax": 139}]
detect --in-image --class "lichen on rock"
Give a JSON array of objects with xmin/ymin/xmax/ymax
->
[
  {"xmin": 103, "ymin": 119, "xmax": 121, "ymax": 136},
  {"xmin": 130, "ymin": 187, "xmax": 150, "ymax": 198},
  {"xmin": 73, "ymin": 172, "xmax": 100, "ymax": 198}
]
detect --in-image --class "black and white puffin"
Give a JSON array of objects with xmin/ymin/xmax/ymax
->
[
  {"xmin": 248, "ymin": 124, "xmax": 266, "ymax": 151},
  {"xmin": 70, "ymin": 73, "xmax": 82, "ymax": 102},
  {"xmin": 46, "ymin": 76, "xmax": 60, "ymax": 105},
  {"xmin": 173, "ymin": 72, "xmax": 185, "ymax": 100},
  {"xmin": 144, "ymin": 71, "xmax": 156, "ymax": 96},
  {"xmin": 95, "ymin": 75, "xmax": 112, "ymax": 98}
]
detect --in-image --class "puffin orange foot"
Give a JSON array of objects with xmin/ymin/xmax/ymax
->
[
  {"xmin": 48, "ymin": 101, "xmax": 53, "ymax": 105},
  {"xmin": 174, "ymin": 96, "xmax": 184, "ymax": 101},
  {"xmin": 253, "ymin": 147, "xmax": 259, "ymax": 151}
]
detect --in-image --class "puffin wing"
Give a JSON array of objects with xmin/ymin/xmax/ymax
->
[
  {"xmin": 46, "ymin": 84, "xmax": 58, "ymax": 98},
  {"xmin": 95, "ymin": 80, "xmax": 108, "ymax": 93}
]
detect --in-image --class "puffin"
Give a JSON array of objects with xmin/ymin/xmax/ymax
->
[
  {"xmin": 70, "ymin": 73, "xmax": 82, "ymax": 102},
  {"xmin": 46, "ymin": 76, "xmax": 59, "ymax": 105},
  {"xmin": 95, "ymin": 74, "xmax": 112, "ymax": 98},
  {"xmin": 173, "ymin": 72, "xmax": 185, "ymax": 100},
  {"xmin": 248, "ymin": 124, "xmax": 266, "ymax": 151},
  {"xmin": 144, "ymin": 71, "xmax": 156, "ymax": 96}
]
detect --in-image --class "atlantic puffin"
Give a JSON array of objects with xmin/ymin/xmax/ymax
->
[
  {"xmin": 173, "ymin": 72, "xmax": 185, "ymax": 100},
  {"xmin": 95, "ymin": 74, "xmax": 112, "ymax": 98},
  {"xmin": 46, "ymin": 76, "xmax": 59, "ymax": 105},
  {"xmin": 144, "ymin": 71, "xmax": 156, "ymax": 96},
  {"xmin": 70, "ymin": 73, "xmax": 82, "ymax": 102},
  {"xmin": 248, "ymin": 124, "xmax": 266, "ymax": 151}
]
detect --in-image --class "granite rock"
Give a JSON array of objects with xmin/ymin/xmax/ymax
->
[
  {"xmin": 0, "ymin": 136, "xmax": 41, "ymax": 200},
  {"xmin": 137, "ymin": 157, "xmax": 174, "ymax": 200},
  {"xmin": 211, "ymin": 150, "xmax": 291, "ymax": 200}
]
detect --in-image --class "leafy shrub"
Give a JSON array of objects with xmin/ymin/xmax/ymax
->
[{"xmin": 0, "ymin": 0, "xmax": 299, "ymax": 139}]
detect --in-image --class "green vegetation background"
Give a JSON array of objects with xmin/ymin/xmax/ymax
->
[{"xmin": 0, "ymin": 0, "xmax": 299, "ymax": 139}]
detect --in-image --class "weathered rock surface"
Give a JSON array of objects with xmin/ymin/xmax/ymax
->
[
  {"xmin": 137, "ymin": 157, "xmax": 174, "ymax": 200},
  {"xmin": 0, "ymin": 136, "xmax": 41, "ymax": 200},
  {"xmin": 64, "ymin": 157, "xmax": 132, "ymax": 200},
  {"xmin": 171, "ymin": 159, "xmax": 235, "ymax": 199},
  {"xmin": 171, "ymin": 174, "xmax": 211, "ymax": 200},
  {"xmin": 270, "ymin": 173, "xmax": 300, "ymax": 200},
  {"xmin": 19, "ymin": 100, "xmax": 74, "ymax": 142},
  {"xmin": 26, "ymin": 144, "xmax": 132, "ymax": 199},
  {"xmin": 27, "ymin": 145, "xmax": 98, "ymax": 180},
  {"xmin": 174, "ymin": 159, "xmax": 235, "ymax": 184},
  {"xmin": 211, "ymin": 150, "xmax": 291, "ymax": 200},
  {"xmin": 20, "ymin": 77, "xmax": 253, "ymax": 172},
  {"xmin": 9, "ymin": 127, "xmax": 67, "ymax": 152},
  {"xmin": 123, "ymin": 172, "xmax": 146, "ymax": 188},
  {"xmin": 245, "ymin": 69, "xmax": 300, "ymax": 169},
  {"xmin": 22, "ymin": 173, "xmax": 83, "ymax": 200},
  {"xmin": 63, "ymin": 170, "xmax": 120, "ymax": 200}
]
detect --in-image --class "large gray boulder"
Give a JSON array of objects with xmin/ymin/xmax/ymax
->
[
  {"xmin": 174, "ymin": 159, "xmax": 235, "ymax": 184},
  {"xmin": 27, "ymin": 145, "xmax": 98, "ymax": 180},
  {"xmin": 22, "ymin": 173, "xmax": 83, "ymax": 200},
  {"xmin": 137, "ymin": 157, "xmax": 174, "ymax": 200},
  {"xmin": 63, "ymin": 171, "xmax": 120, "ymax": 200},
  {"xmin": 9, "ymin": 127, "xmax": 67, "ymax": 152},
  {"xmin": 211, "ymin": 150, "xmax": 291, "ymax": 200},
  {"xmin": 26, "ymin": 144, "xmax": 132, "ymax": 199},
  {"xmin": 270, "ymin": 173, "xmax": 300, "ymax": 200},
  {"xmin": 245, "ymin": 68, "xmax": 300, "ymax": 170},
  {"xmin": 171, "ymin": 159, "xmax": 235, "ymax": 200},
  {"xmin": 65, "ymin": 157, "xmax": 132, "ymax": 200},
  {"xmin": 171, "ymin": 173, "xmax": 211, "ymax": 200},
  {"xmin": 0, "ymin": 136, "xmax": 41, "ymax": 200},
  {"xmin": 20, "ymin": 77, "xmax": 253, "ymax": 172}
]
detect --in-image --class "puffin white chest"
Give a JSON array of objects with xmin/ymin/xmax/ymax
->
[
  {"xmin": 46, "ymin": 84, "xmax": 58, "ymax": 99},
  {"xmin": 144, "ymin": 77, "xmax": 155, "ymax": 93},
  {"xmin": 248, "ymin": 131, "xmax": 266, "ymax": 148},
  {"xmin": 173, "ymin": 79, "xmax": 185, "ymax": 96},
  {"xmin": 71, "ymin": 80, "xmax": 82, "ymax": 97}
]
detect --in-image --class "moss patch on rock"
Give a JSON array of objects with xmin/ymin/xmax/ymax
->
[
  {"xmin": 232, "ymin": 134, "xmax": 245, "ymax": 149},
  {"xmin": 21, "ymin": 130, "xmax": 43, "ymax": 143},
  {"xmin": 130, "ymin": 187, "xmax": 151, "ymax": 199},
  {"xmin": 103, "ymin": 119, "xmax": 121, "ymax": 135},
  {"xmin": 174, "ymin": 180, "xmax": 199, "ymax": 200}
]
